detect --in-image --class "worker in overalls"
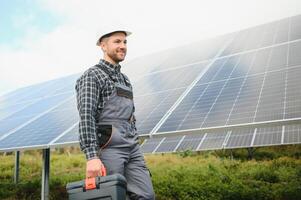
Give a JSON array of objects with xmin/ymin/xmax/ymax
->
[{"xmin": 75, "ymin": 28, "xmax": 155, "ymax": 200}]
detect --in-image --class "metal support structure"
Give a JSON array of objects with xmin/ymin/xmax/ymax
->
[
  {"xmin": 247, "ymin": 147, "xmax": 256, "ymax": 160},
  {"xmin": 229, "ymin": 149, "xmax": 234, "ymax": 160},
  {"xmin": 14, "ymin": 151, "xmax": 20, "ymax": 184},
  {"xmin": 42, "ymin": 148, "xmax": 50, "ymax": 200}
]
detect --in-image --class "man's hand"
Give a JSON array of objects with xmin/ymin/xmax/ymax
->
[{"xmin": 86, "ymin": 158, "xmax": 106, "ymax": 178}]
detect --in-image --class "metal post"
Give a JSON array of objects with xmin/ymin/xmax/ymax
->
[
  {"xmin": 41, "ymin": 148, "xmax": 50, "ymax": 200},
  {"xmin": 247, "ymin": 147, "xmax": 255, "ymax": 160},
  {"xmin": 14, "ymin": 151, "xmax": 20, "ymax": 184}
]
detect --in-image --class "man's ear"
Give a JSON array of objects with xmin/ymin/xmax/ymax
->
[{"xmin": 100, "ymin": 39, "xmax": 108, "ymax": 52}]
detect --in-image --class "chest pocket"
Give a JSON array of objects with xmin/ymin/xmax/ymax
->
[{"xmin": 115, "ymin": 83, "xmax": 133, "ymax": 99}]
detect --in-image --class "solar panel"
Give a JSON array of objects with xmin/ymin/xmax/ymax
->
[
  {"xmin": 0, "ymin": 75, "xmax": 78, "ymax": 110},
  {"xmin": 0, "ymin": 101, "xmax": 33, "ymax": 120},
  {"xmin": 51, "ymin": 124, "xmax": 78, "ymax": 145},
  {"xmin": 198, "ymin": 131, "xmax": 228, "ymax": 150},
  {"xmin": 135, "ymin": 88, "xmax": 186, "ymax": 134},
  {"xmin": 285, "ymin": 67, "xmax": 301, "ymax": 118},
  {"xmin": 157, "ymin": 41, "xmax": 301, "ymax": 133},
  {"xmin": 225, "ymin": 128, "xmax": 254, "ymax": 149},
  {"xmin": 1, "ymin": 14, "xmax": 301, "ymax": 153},
  {"xmin": 254, "ymin": 71, "xmax": 286, "ymax": 122},
  {"xmin": 290, "ymin": 15, "xmax": 301, "ymax": 41},
  {"xmin": 0, "ymin": 97, "xmax": 77, "ymax": 151},
  {"xmin": 0, "ymin": 85, "xmax": 43, "ymax": 109},
  {"xmin": 155, "ymin": 135, "xmax": 183, "ymax": 153},
  {"xmin": 284, "ymin": 123, "xmax": 301, "ymax": 144},
  {"xmin": 274, "ymin": 18, "xmax": 289, "ymax": 44},
  {"xmin": 220, "ymin": 18, "xmax": 289, "ymax": 57},
  {"xmin": 134, "ymin": 62, "xmax": 209, "ymax": 96},
  {"xmin": 0, "ymin": 93, "xmax": 72, "ymax": 140},
  {"xmin": 289, "ymin": 40, "xmax": 301, "ymax": 67},
  {"xmin": 174, "ymin": 133, "xmax": 205, "ymax": 151},
  {"xmin": 140, "ymin": 137, "xmax": 164, "ymax": 154},
  {"xmin": 253, "ymin": 125, "xmax": 283, "ymax": 146}
]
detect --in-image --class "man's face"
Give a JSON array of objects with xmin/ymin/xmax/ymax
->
[{"xmin": 100, "ymin": 32, "xmax": 127, "ymax": 64}]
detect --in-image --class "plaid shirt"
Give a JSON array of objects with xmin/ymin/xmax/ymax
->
[{"xmin": 75, "ymin": 59, "xmax": 134, "ymax": 160}]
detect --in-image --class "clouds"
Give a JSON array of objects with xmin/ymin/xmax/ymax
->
[{"xmin": 1, "ymin": 0, "xmax": 301, "ymax": 96}]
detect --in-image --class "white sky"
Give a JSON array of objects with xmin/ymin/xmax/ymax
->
[{"xmin": 1, "ymin": 0, "xmax": 301, "ymax": 96}]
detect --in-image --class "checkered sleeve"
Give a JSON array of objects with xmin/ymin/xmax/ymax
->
[{"xmin": 75, "ymin": 70, "xmax": 102, "ymax": 160}]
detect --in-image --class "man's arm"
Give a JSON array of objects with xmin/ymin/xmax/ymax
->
[{"xmin": 75, "ymin": 70, "xmax": 106, "ymax": 177}]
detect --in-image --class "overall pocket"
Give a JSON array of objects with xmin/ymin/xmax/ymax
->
[{"xmin": 96, "ymin": 125, "xmax": 112, "ymax": 149}]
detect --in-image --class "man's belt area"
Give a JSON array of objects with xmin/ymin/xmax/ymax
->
[{"xmin": 96, "ymin": 114, "xmax": 136, "ymax": 149}]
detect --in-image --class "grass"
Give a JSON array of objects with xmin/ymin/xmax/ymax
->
[{"xmin": 0, "ymin": 145, "xmax": 301, "ymax": 200}]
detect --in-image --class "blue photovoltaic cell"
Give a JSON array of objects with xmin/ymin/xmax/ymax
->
[
  {"xmin": 253, "ymin": 126, "xmax": 282, "ymax": 146},
  {"xmin": 0, "ymin": 101, "xmax": 34, "ymax": 120},
  {"xmin": 0, "ymin": 106, "xmax": 78, "ymax": 150},
  {"xmin": 274, "ymin": 18, "xmax": 289, "ymax": 44},
  {"xmin": 289, "ymin": 40, "xmax": 301, "ymax": 67},
  {"xmin": 50, "ymin": 74, "xmax": 79, "ymax": 95},
  {"xmin": 157, "ymin": 84, "xmax": 208, "ymax": 133},
  {"xmin": 52, "ymin": 125, "xmax": 78, "ymax": 144},
  {"xmin": 4, "ymin": 92, "xmax": 73, "ymax": 119},
  {"xmin": 198, "ymin": 131, "xmax": 228, "ymax": 150},
  {"xmin": 134, "ymin": 63, "xmax": 208, "ymax": 96},
  {"xmin": 135, "ymin": 88, "xmax": 185, "ymax": 134},
  {"xmin": 226, "ymin": 74, "xmax": 264, "ymax": 125},
  {"xmin": 0, "ymin": 115, "xmax": 34, "ymax": 139},
  {"xmin": 0, "ymin": 75, "xmax": 77, "ymax": 109},
  {"xmin": 290, "ymin": 15, "xmax": 301, "ymax": 41},
  {"xmin": 285, "ymin": 67, "xmax": 301, "ymax": 119},
  {"xmin": 124, "ymin": 35, "xmax": 228, "ymax": 76},
  {"xmin": 182, "ymin": 81, "xmax": 225, "ymax": 129},
  {"xmin": 202, "ymin": 78, "xmax": 245, "ymax": 128},
  {"xmin": 284, "ymin": 124, "xmax": 301, "ymax": 144},
  {"xmin": 156, "ymin": 36, "xmax": 228, "ymax": 70},
  {"xmin": 140, "ymin": 138, "xmax": 163, "ymax": 154},
  {"xmin": 260, "ymin": 21, "xmax": 278, "ymax": 48},
  {"xmin": 0, "ymin": 80, "xmax": 56, "ymax": 107},
  {"xmin": 254, "ymin": 71, "xmax": 286, "ymax": 122},
  {"xmin": 220, "ymin": 16, "xmax": 290, "ymax": 57},
  {"xmin": 176, "ymin": 133, "xmax": 205, "ymax": 151},
  {"xmin": 0, "ymin": 93, "xmax": 73, "ymax": 140},
  {"xmin": 247, "ymin": 48, "xmax": 271, "ymax": 75},
  {"xmin": 267, "ymin": 44, "xmax": 288, "ymax": 71},
  {"xmin": 225, "ymin": 128, "xmax": 254, "ymax": 149},
  {"xmin": 155, "ymin": 135, "xmax": 182, "ymax": 153},
  {"xmin": 0, "ymin": 83, "xmax": 50, "ymax": 108}
]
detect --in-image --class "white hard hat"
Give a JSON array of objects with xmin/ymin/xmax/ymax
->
[{"xmin": 96, "ymin": 28, "xmax": 132, "ymax": 46}]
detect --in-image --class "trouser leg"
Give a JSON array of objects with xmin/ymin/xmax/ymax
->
[
  {"xmin": 99, "ymin": 148, "xmax": 128, "ymax": 176},
  {"xmin": 125, "ymin": 145, "xmax": 155, "ymax": 200}
]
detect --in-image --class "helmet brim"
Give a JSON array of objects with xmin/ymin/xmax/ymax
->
[{"xmin": 96, "ymin": 30, "xmax": 131, "ymax": 46}]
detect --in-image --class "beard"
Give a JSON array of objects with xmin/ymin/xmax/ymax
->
[{"xmin": 107, "ymin": 50, "xmax": 126, "ymax": 63}]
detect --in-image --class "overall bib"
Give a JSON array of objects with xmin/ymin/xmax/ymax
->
[{"xmin": 96, "ymin": 66, "xmax": 155, "ymax": 200}]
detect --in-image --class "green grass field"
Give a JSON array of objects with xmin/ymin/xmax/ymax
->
[{"xmin": 0, "ymin": 145, "xmax": 301, "ymax": 200}]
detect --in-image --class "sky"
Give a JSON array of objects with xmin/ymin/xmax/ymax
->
[{"xmin": 0, "ymin": 0, "xmax": 301, "ymax": 96}]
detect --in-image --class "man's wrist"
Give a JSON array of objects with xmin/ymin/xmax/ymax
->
[{"xmin": 84, "ymin": 146, "xmax": 100, "ymax": 160}]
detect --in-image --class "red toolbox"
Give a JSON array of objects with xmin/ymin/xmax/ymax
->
[{"xmin": 66, "ymin": 174, "xmax": 127, "ymax": 200}]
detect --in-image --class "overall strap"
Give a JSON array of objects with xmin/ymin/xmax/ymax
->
[{"xmin": 96, "ymin": 64, "xmax": 130, "ymax": 87}]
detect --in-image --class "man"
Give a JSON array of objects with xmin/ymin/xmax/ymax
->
[{"xmin": 75, "ymin": 28, "xmax": 155, "ymax": 200}]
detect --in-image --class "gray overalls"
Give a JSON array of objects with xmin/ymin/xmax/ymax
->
[{"xmin": 96, "ymin": 66, "xmax": 155, "ymax": 200}]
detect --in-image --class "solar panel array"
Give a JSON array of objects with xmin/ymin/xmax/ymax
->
[
  {"xmin": 0, "ymin": 15, "xmax": 301, "ymax": 153},
  {"xmin": 141, "ymin": 123, "xmax": 301, "ymax": 154}
]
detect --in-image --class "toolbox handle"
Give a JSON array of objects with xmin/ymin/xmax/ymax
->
[{"xmin": 84, "ymin": 167, "xmax": 107, "ymax": 191}]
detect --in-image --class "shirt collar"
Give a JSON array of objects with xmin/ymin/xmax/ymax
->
[{"xmin": 99, "ymin": 59, "xmax": 121, "ymax": 73}]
